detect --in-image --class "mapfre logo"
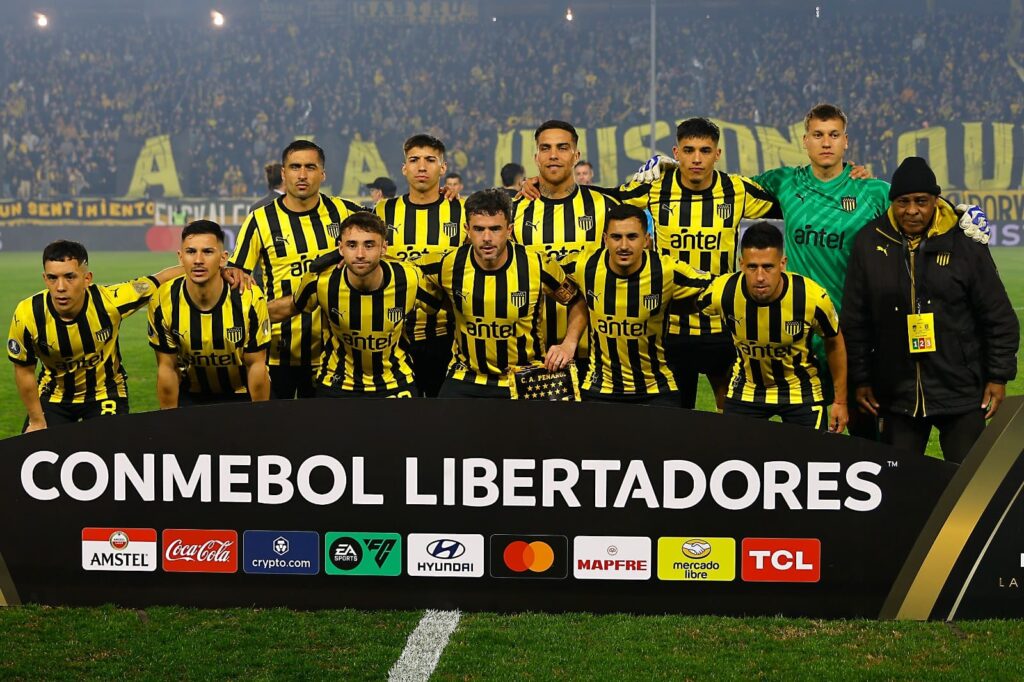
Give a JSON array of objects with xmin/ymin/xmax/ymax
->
[
  {"xmin": 741, "ymin": 538, "xmax": 820, "ymax": 583},
  {"xmin": 162, "ymin": 529, "xmax": 238, "ymax": 573},
  {"xmin": 82, "ymin": 527, "xmax": 157, "ymax": 572},
  {"xmin": 573, "ymin": 536, "xmax": 651, "ymax": 580}
]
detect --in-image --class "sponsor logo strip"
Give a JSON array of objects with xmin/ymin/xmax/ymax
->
[
  {"xmin": 489, "ymin": 535, "xmax": 568, "ymax": 579},
  {"xmin": 407, "ymin": 534, "xmax": 484, "ymax": 577},
  {"xmin": 162, "ymin": 529, "xmax": 238, "ymax": 573},
  {"xmin": 741, "ymin": 538, "xmax": 821, "ymax": 583},
  {"xmin": 325, "ymin": 532, "xmax": 402, "ymax": 576},
  {"xmin": 82, "ymin": 527, "xmax": 157, "ymax": 572},
  {"xmin": 573, "ymin": 536, "xmax": 651, "ymax": 580},
  {"xmin": 242, "ymin": 530, "xmax": 320, "ymax": 575},
  {"xmin": 657, "ymin": 537, "xmax": 736, "ymax": 581}
]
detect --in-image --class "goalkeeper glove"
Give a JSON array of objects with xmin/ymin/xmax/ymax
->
[
  {"xmin": 956, "ymin": 204, "xmax": 990, "ymax": 245},
  {"xmin": 631, "ymin": 155, "xmax": 677, "ymax": 184}
]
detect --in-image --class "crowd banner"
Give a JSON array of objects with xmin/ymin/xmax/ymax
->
[
  {"xmin": 0, "ymin": 398, "xmax": 1021, "ymax": 619},
  {"xmin": 0, "ymin": 199, "xmax": 154, "ymax": 226}
]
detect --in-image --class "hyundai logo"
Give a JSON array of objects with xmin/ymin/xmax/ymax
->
[{"xmin": 426, "ymin": 539, "xmax": 466, "ymax": 559}]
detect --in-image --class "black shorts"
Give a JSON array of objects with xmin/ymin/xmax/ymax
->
[
  {"xmin": 178, "ymin": 391, "xmax": 250, "ymax": 408},
  {"xmin": 26, "ymin": 397, "xmax": 130, "ymax": 431},
  {"xmin": 581, "ymin": 389, "xmax": 680, "ymax": 407},
  {"xmin": 438, "ymin": 378, "xmax": 511, "ymax": 400},
  {"xmin": 269, "ymin": 365, "xmax": 316, "ymax": 400},
  {"xmin": 724, "ymin": 398, "xmax": 827, "ymax": 431},
  {"xmin": 665, "ymin": 333, "xmax": 737, "ymax": 408},
  {"xmin": 409, "ymin": 336, "xmax": 454, "ymax": 398},
  {"xmin": 315, "ymin": 384, "xmax": 416, "ymax": 399}
]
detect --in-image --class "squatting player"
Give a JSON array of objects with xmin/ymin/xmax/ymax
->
[
  {"xmin": 148, "ymin": 220, "xmax": 270, "ymax": 408},
  {"xmin": 226, "ymin": 140, "xmax": 363, "ymax": 399},
  {"xmin": 512, "ymin": 120, "xmax": 619, "ymax": 375},
  {"xmin": 417, "ymin": 189, "xmax": 586, "ymax": 399},
  {"xmin": 268, "ymin": 212, "xmax": 434, "ymax": 399},
  {"xmin": 697, "ymin": 222, "xmax": 848, "ymax": 432},
  {"xmin": 8, "ymin": 240, "xmax": 185, "ymax": 431},
  {"xmin": 562, "ymin": 204, "xmax": 714, "ymax": 406}
]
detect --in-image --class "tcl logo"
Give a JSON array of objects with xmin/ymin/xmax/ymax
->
[
  {"xmin": 162, "ymin": 529, "xmax": 238, "ymax": 573},
  {"xmin": 741, "ymin": 538, "xmax": 820, "ymax": 583}
]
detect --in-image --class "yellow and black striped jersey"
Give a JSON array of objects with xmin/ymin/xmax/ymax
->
[
  {"xmin": 147, "ymin": 278, "xmax": 270, "ymax": 397},
  {"xmin": 376, "ymin": 195, "xmax": 465, "ymax": 342},
  {"xmin": 229, "ymin": 193, "xmax": 362, "ymax": 366},
  {"xmin": 563, "ymin": 247, "xmax": 713, "ymax": 396},
  {"xmin": 7, "ymin": 277, "xmax": 158, "ymax": 404},
  {"xmin": 293, "ymin": 260, "xmax": 430, "ymax": 393},
  {"xmin": 419, "ymin": 243, "xmax": 576, "ymax": 389},
  {"xmin": 512, "ymin": 185, "xmax": 618, "ymax": 352},
  {"xmin": 617, "ymin": 170, "xmax": 778, "ymax": 336},
  {"xmin": 697, "ymin": 271, "xmax": 839, "ymax": 405}
]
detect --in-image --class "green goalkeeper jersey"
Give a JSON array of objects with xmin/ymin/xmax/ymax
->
[{"xmin": 753, "ymin": 164, "xmax": 890, "ymax": 312}]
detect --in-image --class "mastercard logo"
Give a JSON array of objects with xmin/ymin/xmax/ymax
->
[{"xmin": 502, "ymin": 540, "xmax": 555, "ymax": 573}]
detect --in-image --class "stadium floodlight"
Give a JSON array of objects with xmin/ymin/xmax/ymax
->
[
  {"xmin": 211, "ymin": 10, "xmax": 225, "ymax": 27},
  {"xmin": 565, "ymin": 7, "xmax": 573, "ymax": 21},
  {"xmin": 34, "ymin": 12, "xmax": 48, "ymax": 28}
]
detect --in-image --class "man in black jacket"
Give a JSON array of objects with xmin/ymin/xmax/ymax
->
[
  {"xmin": 250, "ymin": 162, "xmax": 284, "ymax": 213},
  {"xmin": 842, "ymin": 157, "xmax": 1019, "ymax": 463}
]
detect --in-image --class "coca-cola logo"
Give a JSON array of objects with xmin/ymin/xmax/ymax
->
[{"xmin": 162, "ymin": 530, "xmax": 238, "ymax": 573}]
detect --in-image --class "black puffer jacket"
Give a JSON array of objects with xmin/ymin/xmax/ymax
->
[{"xmin": 842, "ymin": 201, "xmax": 1019, "ymax": 417}]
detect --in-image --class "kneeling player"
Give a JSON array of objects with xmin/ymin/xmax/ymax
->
[
  {"xmin": 697, "ymin": 222, "xmax": 848, "ymax": 432},
  {"xmin": 148, "ymin": 220, "xmax": 271, "ymax": 408},
  {"xmin": 8, "ymin": 240, "xmax": 184, "ymax": 431},
  {"xmin": 268, "ymin": 212, "xmax": 432, "ymax": 398},
  {"xmin": 562, "ymin": 204, "xmax": 713, "ymax": 406}
]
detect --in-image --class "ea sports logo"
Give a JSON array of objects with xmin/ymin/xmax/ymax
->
[
  {"xmin": 108, "ymin": 531, "xmax": 129, "ymax": 551},
  {"xmin": 503, "ymin": 540, "xmax": 555, "ymax": 573},
  {"xmin": 682, "ymin": 539, "xmax": 712, "ymax": 559}
]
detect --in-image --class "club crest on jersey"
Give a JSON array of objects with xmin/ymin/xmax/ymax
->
[
  {"xmin": 841, "ymin": 196, "xmax": 857, "ymax": 212},
  {"xmin": 577, "ymin": 216, "xmax": 595, "ymax": 232},
  {"xmin": 716, "ymin": 203, "xmax": 733, "ymax": 220},
  {"xmin": 226, "ymin": 326, "xmax": 244, "ymax": 343},
  {"xmin": 7, "ymin": 338, "xmax": 21, "ymax": 355},
  {"xmin": 94, "ymin": 327, "xmax": 112, "ymax": 343},
  {"xmin": 326, "ymin": 223, "xmax": 341, "ymax": 239},
  {"xmin": 785, "ymin": 320, "xmax": 804, "ymax": 336},
  {"xmin": 442, "ymin": 222, "xmax": 460, "ymax": 238},
  {"xmin": 936, "ymin": 252, "xmax": 951, "ymax": 267},
  {"xmin": 387, "ymin": 307, "xmax": 405, "ymax": 323},
  {"xmin": 643, "ymin": 293, "xmax": 661, "ymax": 311},
  {"xmin": 510, "ymin": 290, "xmax": 528, "ymax": 309}
]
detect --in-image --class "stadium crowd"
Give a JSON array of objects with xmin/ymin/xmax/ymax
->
[{"xmin": 0, "ymin": 8, "xmax": 1021, "ymax": 198}]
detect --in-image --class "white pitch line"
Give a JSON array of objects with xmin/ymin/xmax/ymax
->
[{"xmin": 388, "ymin": 609, "xmax": 461, "ymax": 682}]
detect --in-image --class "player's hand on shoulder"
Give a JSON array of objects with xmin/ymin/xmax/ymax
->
[
  {"xmin": 516, "ymin": 177, "xmax": 541, "ymax": 201},
  {"xmin": 223, "ymin": 266, "xmax": 253, "ymax": 291},
  {"xmin": 955, "ymin": 204, "xmax": 991, "ymax": 244},
  {"xmin": 632, "ymin": 155, "xmax": 676, "ymax": 184},
  {"xmin": 848, "ymin": 163, "xmax": 873, "ymax": 180}
]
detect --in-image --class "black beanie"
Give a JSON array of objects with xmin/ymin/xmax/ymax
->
[{"xmin": 889, "ymin": 157, "xmax": 941, "ymax": 200}]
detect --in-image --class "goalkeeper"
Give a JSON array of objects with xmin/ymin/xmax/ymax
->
[{"xmin": 631, "ymin": 103, "xmax": 990, "ymax": 438}]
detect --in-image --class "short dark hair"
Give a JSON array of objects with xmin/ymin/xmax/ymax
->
[
  {"xmin": 535, "ymin": 120, "xmax": 579, "ymax": 146},
  {"xmin": 676, "ymin": 117, "xmax": 720, "ymax": 144},
  {"xmin": 265, "ymin": 162, "xmax": 283, "ymax": 191},
  {"xmin": 282, "ymin": 140, "xmax": 325, "ymax": 166},
  {"xmin": 804, "ymin": 103, "xmax": 848, "ymax": 131},
  {"xmin": 404, "ymin": 134, "xmax": 446, "ymax": 158},
  {"xmin": 444, "ymin": 172, "xmax": 462, "ymax": 182},
  {"xmin": 466, "ymin": 189, "xmax": 512, "ymax": 224},
  {"xmin": 740, "ymin": 221, "xmax": 784, "ymax": 252},
  {"xmin": 181, "ymin": 219, "xmax": 225, "ymax": 244},
  {"xmin": 338, "ymin": 212, "xmax": 388, "ymax": 241},
  {"xmin": 500, "ymin": 163, "xmax": 525, "ymax": 187},
  {"xmin": 605, "ymin": 204, "xmax": 648, "ymax": 231},
  {"xmin": 574, "ymin": 160, "xmax": 593, "ymax": 170},
  {"xmin": 42, "ymin": 240, "xmax": 88, "ymax": 266}
]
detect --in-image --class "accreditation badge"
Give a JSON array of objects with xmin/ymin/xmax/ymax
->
[{"xmin": 907, "ymin": 313, "xmax": 937, "ymax": 353}]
